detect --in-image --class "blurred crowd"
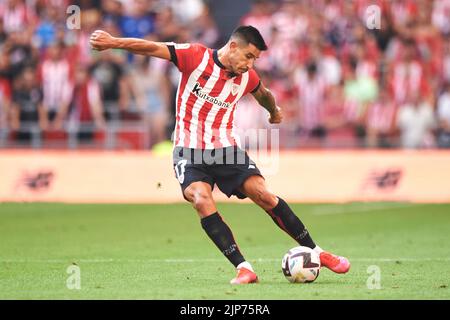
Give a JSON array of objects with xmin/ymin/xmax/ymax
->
[
  {"xmin": 0, "ymin": 0, "xmax": 216, "ymax": 148},
  {"xmin": 0, "ymin": 0, "xmax": 450, "ymax": 149}
]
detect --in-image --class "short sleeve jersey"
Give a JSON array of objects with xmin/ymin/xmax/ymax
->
[{"xmin": 167, "ymin": 43, "xmax": 261, "ymax": 149}]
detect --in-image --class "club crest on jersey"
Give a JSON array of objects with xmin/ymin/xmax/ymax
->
[
  {"xmin": 231, "ymin": 83, "xmax": 240, "ymax": 96},
  {"xmin": 192, "ymin": 82, "xmax": 231, "ymax": 108}
]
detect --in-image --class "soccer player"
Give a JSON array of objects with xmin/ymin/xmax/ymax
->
[{"xmin": 90, "ymin": 25, "xmax": 350, "ymax": 284}]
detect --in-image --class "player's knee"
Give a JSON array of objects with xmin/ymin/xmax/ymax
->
[{"xmin": 190, "ymin": 191, "xmax": 214, "ymax": 213}]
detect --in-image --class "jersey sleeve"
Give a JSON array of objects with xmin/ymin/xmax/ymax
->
[
  {"xmin": 245, "ymin": 69, "xmax": 261, "ymax": 95},
  {"xmin": 166, "ymin": 43, "xmax": 206, "ymax": 73}
]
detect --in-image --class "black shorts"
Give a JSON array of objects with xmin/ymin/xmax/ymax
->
[{"xmin": 172, "ymin": 146, "xmax": 263, "ymax": 199}]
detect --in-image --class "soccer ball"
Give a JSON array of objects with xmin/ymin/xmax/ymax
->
[{"xmin": 281, "ymin": 246, "xmax": 321, "ymax": 283}]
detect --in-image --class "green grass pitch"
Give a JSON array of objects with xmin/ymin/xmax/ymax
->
[{"xmin": 0, "ymin": 202, "xmax": 449, "ymax": 299}]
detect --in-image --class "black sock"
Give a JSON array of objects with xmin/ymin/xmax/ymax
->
[
  {"xmin": 201, "ymin": 212, "xmax": 245, "ymax": 268},
  {"xmin": 266, "ymin": 197, "xmax": 316, "ymax": 249}
]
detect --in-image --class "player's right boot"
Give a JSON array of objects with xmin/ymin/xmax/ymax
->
[
  {"xmin": 230, "ymin": 267, "xmax": 259, "ymax": 284},
  {"xmin": 319, "ymin": 251, "xmax": 351, "ymax": 274}
]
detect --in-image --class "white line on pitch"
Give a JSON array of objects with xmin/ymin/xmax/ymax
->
[{"xmin": 1, "ymin": 257, "xmax": 449, "ymax": 263}]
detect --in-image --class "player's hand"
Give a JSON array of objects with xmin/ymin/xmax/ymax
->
[
  {"xmin": 90, "ymin": 30, "xmax": 115, "ymax": 51},
  {"xmin": 269, "ymin": 106, "xmax": 283, "ymax": 124}
]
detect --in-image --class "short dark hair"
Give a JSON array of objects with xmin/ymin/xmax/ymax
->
[{"xmin": 231, "ymin": 25, "xmax": 268, "ymax": 51}]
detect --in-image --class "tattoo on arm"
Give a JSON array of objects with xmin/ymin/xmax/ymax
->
[{"xmin": 254, "ymin": 87, "xmax": 277, "ymax": 114}]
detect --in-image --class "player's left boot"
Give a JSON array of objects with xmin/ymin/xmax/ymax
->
[
  {"xmin": 319, "ymin": 251, "xmax": 351, "ymax": 274},
  {"xmin": 230, "ymin": 267, "xmax": 259, "ymax": 284}
]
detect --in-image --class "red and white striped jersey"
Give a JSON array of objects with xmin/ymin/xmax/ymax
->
[
  {"xmin": 38, "ymin": 59, "xmax": 74, "ymax": 111},
  {"xmin": 0, "ymin": 2, "xmax": 35, "ymax": 33},
  {"xmin": 367, "ymin": 100, "xmax": 397, "ymax": 133},
  {"xmin": 167, "ymin": 43, "xmax": 261, "ymax": 149}
]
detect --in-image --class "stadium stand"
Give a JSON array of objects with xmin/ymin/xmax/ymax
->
[{"xmin": 1, "ymin": 0, "xmax": 450, "ymax": 150}]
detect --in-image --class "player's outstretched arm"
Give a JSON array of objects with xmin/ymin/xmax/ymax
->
[
  {"xmin": 89, "ymin": 30, "xmax": 171, "ymax": 60},
  {"xmin": 251, "ymin": 81, "xmax": 283, "ymax": 124}
]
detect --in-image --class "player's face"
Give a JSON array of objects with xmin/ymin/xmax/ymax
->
[{"xmin": 228, "ymin": 41, "xmax": 261, "ymax": 74}]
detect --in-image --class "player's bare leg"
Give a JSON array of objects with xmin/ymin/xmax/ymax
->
[
  {"xmin": 183, "ymin": 181, "xmax": 258, "ymax": 284},
  {"xmin": 183, "ymin": 181, "xmax": 218, "ymax": 218},
  {"xmin": 239, "ymin": 175, "xmax": 350, "ymax": 274}
]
